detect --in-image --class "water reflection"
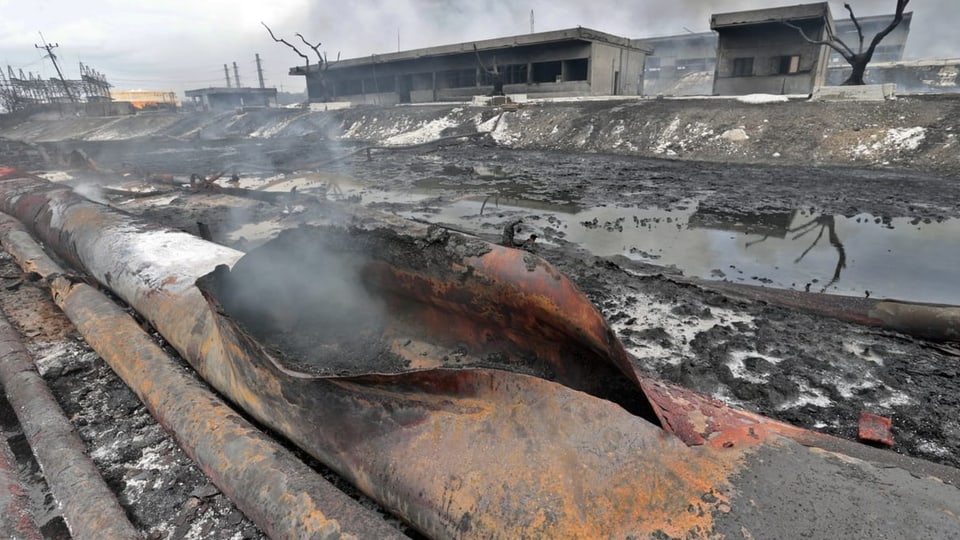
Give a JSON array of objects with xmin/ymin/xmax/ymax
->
[
  {"xmin": 404, "ymin": 199, "xmax": 960, "ymax": 305},
  {"xmin": 726, "ymin": 212, "xmax": 849, "ymax": 293}
]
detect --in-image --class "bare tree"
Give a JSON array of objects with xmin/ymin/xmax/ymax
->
[
  {"xmin": 263, "ymin": 23, "xmax": 340, "ymax": 101},
  {"xmin": 473, "ymin": 44, "xmax": 504, "ymax": 96},
  {"xmin": 262, "ymin": 22, "xmax": 310, "ymax": 73},
  {"xmin": 784, "ymin": 0, "xmax": 910, "ymax": 85}
]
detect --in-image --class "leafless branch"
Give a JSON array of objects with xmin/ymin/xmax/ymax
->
[
  {"xmin": 843, "ymin": 3, "xmax": 865, "ymax": 53},
  {"xmin": 296, "ymin": 33, "xmax": 324, "ymax": 66},
  {"xmin": 782, "ymin": 21, "xmax": 855, "ymax": 62},
  {"xmin": 262, "ymin": 22, "xmax": 310, "ymax": 71},
  {"xmin": 473, "ymin": 44, "xmax": 494, "ymax": 76},
  {"xmin": 864, "ymin": 0, "xmax": 910, "ymax": 59}
]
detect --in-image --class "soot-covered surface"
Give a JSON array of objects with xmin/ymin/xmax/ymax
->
[{"xmin": 30, "ymin": 136, "xmax": 960, "ymax": 473}]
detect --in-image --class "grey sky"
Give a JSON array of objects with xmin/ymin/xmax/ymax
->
[{"xmin": 0, "ymin": 0, "xmax": 953, "ymax": 95}]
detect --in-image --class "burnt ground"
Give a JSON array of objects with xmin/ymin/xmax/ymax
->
[{"xmin": 1, "ymin": 132, "xmax": 960, "ymax": 537}]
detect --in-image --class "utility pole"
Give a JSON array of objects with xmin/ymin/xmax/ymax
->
[
  {"xmin": 255, "ymin": 54, "xmax": 265, "ymax": 89},
  {"xmin": 35, "ymin": 33, "xmax": 75, "ymax": 102},
  {"xmin": 224, "ymin": 64, "xmax": 231, "ymax": 87},
  {"xmin": 531, "ymin": 10, "xmax": 535, "ymax": 34},
  {"xmin": 233, "ymin": 62, "xmax": 241, "ymax": 88}
]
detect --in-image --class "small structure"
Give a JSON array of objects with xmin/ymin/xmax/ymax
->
[
  {"xmin": 293, "ymin": 27, "xmax": 652, "ymax": 104},
  {"xmin": 637, "ymin": 12, "xmax": 911, "ymax": 97},
  {"xmin": 184, "ymin": 87, "xmax": 278, "ymax": 112},
  {"xmin": 110, "ymin": 90, "xmax": 179, "ymax": 111},
  {"xmin": 710, "ymin": 3, "xmax": 834, "ymax": 96}
]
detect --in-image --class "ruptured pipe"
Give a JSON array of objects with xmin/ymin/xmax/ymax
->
[
  {"xmin": 2, "ymin": 174, "xmax": 960, "ymax": 538},
  {"xmin": 0, "ymin": 215, "xmax": 406, "ymax": 540},
  {"xmin": 0, "ymin": 304, "xmax": 142, "ymax": 539}
]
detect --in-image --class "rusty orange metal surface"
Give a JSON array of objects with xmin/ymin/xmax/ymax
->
[
  {"xmin": 2, "ymin": 172, "xmax": 960, "ymax": 538},
  {"xmin": 859, "ymin": 411, "xmax": 895, "ymax": 447},
  {"xmin": 0, "ymin": 298, "xmax": 141, "ymax": 540},
  {"xmin": 0, "ymin": 214, "xmax": 406, "ymax": 540}
]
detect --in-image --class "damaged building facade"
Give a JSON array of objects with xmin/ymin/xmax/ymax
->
[
  {"xmin": 639, "ymin": 12, "xmax": 912, "ymax": 96},
  {"xmin": 294, "ymin": 27, "xmax": 651, "ymax": 104},
  {"xmin": 711, "ymin": 3, "xmax": 834, "ymax": 96}
]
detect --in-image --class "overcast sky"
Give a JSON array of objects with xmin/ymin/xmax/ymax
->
[{"xmin": 0, "ymin": 0, "xmax": 954, "ymax": 95}]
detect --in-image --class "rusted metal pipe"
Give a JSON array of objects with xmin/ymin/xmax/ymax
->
[
  {"xmin": 1, "ymin": 173, "xmax": 960, "ymax": 538},
  {"xmin": 0, "ymin": 215, "xmax": 406, "ymax": 540},
  {"xmin": 685, "ymin": 278, "xmax": 960, "ymax": 341},
  {"xmin": 0, "ymin": 434, "xmax": 42, "ymax": 540},
  {"xmin": 0, "ymin": 306, "xmax": 142, "ymax": 539}
]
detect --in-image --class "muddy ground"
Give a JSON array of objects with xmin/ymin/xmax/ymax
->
[{"xmin": 0, "ymin": 120, "xmax": 959, "ymax": 538}]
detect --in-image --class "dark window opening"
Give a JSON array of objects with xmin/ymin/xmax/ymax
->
[
  {"xmin": 440, "ymin": 69, "xmax": 476, "ymax": 89},
  {"xmin": 337, "ymin": 79, "xmax": 362, "ymax": 95},
  {"xmin": 564, "ymin": 58, "xmax": 589, "ymax": 81},
  {"xmin": 411, "ymin": 73, "xmax": 433, "ymax": 91},
  {"xmin": 504, "ymin": 64, "xmax": 527, "ymax": 85},
  {"xmin": 532, "ymin": 61, "xmax": 563, "ymax": 83},
  {"xmin": 732, "ymin": 57, "xmax": 754, "ymax": 77},
  {"xmin": 778, "ymin": 55, "xmax": 800, "ymax": 75},
  {"xmin": 481, "ymin": 64, "xmax": 528, "ymax": 86}
]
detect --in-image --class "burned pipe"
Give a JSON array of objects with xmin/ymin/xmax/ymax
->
[
  {"xmin": 2, "ymin": 173, "xmax": 960, "ymax": 538},
  {"xmin": 0, "ymin": 308, "xmax": 142, "ymax": 539},
  {"xmin": 0, "ymin": 214, "xmax": 406, "ymax": 540}
]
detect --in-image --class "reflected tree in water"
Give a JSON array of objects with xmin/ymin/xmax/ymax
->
[
  {"xmin": 789, "ymin": 215, "xmax": 847, "ymax": 292},
  {"xmin": 745, "ymin": 214, "xmax": 847, "ymax": 292}
]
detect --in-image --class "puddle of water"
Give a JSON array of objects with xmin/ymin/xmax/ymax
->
[{"xmin": 403, "ymin": 199, "xmax": 960, "ymax": 306}]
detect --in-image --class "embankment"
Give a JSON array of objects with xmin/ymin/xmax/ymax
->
[{"xmin": 2, "ymin": 94, "xmax": 959, "ymax": 174}]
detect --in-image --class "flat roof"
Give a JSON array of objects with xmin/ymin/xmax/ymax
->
[
  {"xmin": 711, "ymin": 2, "xmax": 830, "ymax": 29},
  {"xmin": 291, "ymin": 27, "xmax": 652, "ymax": 75}
]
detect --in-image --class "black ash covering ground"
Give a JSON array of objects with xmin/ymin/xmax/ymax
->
[{"xmin": 0, "ymin": 106, "xmax": 959, "ymax": 538}]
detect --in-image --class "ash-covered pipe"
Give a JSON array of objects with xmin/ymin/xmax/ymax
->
[
  {"xmin": 0, "ymin": 214, "xmax": 404, "ymax": 540},
  {"xmin": 1, "ymin": 173, "xmax": 960, "ymax": 538}
]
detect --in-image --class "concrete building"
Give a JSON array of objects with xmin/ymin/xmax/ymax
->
[
  {"xmin": 637, "ymin": 12, "xmax": 911, "ymax": 96},
  {"xmin": 711, "ymin": 3, "xmax": 834, "ymax": 96},
  {"xmin": 184, "ymin": 87, "xmax": 278, "ymax": 111},
  {"xmin": 292, "ymin": 27, "xmax": 652, "ymax": 104}
]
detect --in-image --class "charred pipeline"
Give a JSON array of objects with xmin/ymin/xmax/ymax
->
[{"xmin": 196, "ymin": 222, "xmax": 659, "ymax": 423}]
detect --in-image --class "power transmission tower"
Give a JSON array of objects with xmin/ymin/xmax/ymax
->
[{"xmin": 35, "ymin": 33, "xmax": 75, "ymax": 102}]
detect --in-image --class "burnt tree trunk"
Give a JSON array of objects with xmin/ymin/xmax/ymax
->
[
  {"xmin": 843, "ymin": 54, "xmax": 869, "ymax": 85},
  {"xmin": 784, "ymin": 0, "xmax": 910, "ymax": 86}
]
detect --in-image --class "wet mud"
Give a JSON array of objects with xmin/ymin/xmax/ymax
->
[{"xmin": 4, "ymin": 130, "xmax": 960, "ymax": 535}]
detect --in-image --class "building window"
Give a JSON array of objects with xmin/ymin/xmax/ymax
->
[
  {"xmin": 778, "ymin": 55, "xmax": 801, "ymax": 75},
  {"xmin": 440, "ymin": 69, "xmax": 476, "ymax": 89},
  {"xmin": 532, "ymin": 61, "xmax": 563, "ymax": 83},
  {"xmin": 732, "ymin": 57, "xmax": 754, "ymax": 77},
  {"xmin": 564, "ymin": 59, "xmax": 589, "ymax": 82},
  {"xmin": 504, "ymin": 64, "xmax": 528, "ymax": 85}
]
